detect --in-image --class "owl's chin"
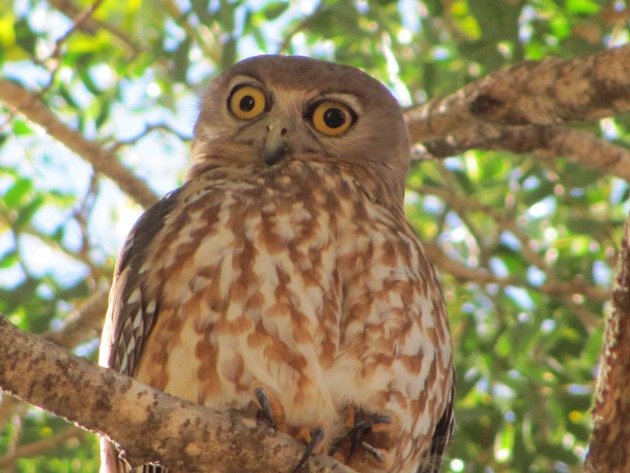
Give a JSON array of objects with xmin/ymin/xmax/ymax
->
[{"xmin": 262, "ymin": 144, "xmax": 290, "ymax": 166}]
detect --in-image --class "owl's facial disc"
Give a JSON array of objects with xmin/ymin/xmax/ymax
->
[{"xmin": 190, "ymin": 56, "xmax": 412, "ymax": 200}]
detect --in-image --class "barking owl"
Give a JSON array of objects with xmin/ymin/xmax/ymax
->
[{"xmin": 99, "ymin": 55, "xmax": 454, "ymax": 473}]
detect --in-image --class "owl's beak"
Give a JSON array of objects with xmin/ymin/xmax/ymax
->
[{"xmin": 262, "ymin": 118, "xmax": 292, "ymax": 165}]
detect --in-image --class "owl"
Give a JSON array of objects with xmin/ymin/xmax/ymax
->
[{"xmin": 99, "ymin": 55, "xmax": 454, "ymax": 473}]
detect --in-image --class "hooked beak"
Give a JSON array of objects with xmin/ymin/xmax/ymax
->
[{"xmin": 262, "ymin": 117, "xmax": 292, "ymax": 165}]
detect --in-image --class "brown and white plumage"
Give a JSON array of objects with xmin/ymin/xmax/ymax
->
[{"xmin": 99, "ymin": 55, "xmax": 454, "ymax": 473}]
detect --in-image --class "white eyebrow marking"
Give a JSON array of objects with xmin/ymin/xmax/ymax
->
[
  {"xmin": 227, "ymin": 75, "xmax": 265, "ymax": 92},
  {"xmin": 313, "ymin": 93, "xmax": 363, "ymax": 115}
]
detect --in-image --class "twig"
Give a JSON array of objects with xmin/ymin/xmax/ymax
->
[
  {"xmin": 0, "ymin": 79, "xmax": 159, "ymax": 209},
  {"xmin": 424, "ymin": 241, "xmax": 609, "ymax": 305},
  {"xmin": 108, "ymin": 123, "xmax": 192, "ymax": 152},
  {"xmin": 0, "ymin": 426, "xmax": 85, "ymax": 468}
]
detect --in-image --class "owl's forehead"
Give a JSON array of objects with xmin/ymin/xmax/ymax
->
[{"xmin": 213, "ymin": 55, "xmax": 397, "ymax": 107}]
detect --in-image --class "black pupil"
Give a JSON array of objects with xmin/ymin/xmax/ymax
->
[
  {"xmin": 239, "ymin": 95, "xmax": 255, "ymax": 112},
  {"xmin": 323, "ymin": 108, "xmax": 346, "ymax": 128}
]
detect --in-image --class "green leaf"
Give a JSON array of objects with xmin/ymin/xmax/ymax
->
[
  {"xmin": 263, "ymin": 2, "xmax": 289, "ymax": 20},
  {"xmin": 3, "ymin": 178, "xmax": 33, "ymax": 206},
  {"xmin": 78, "ymin": 66, "xmax": 102, "ymax": 96},
  {"xmin": 565, "ymin": 0, "xmax": 601, "ymax": 15},
  {"xmin": 0, "ymin": 249, "xmax": 17, "ymax": 268},
  {"xmin": 12, "ymin": 119, "xmax": 33, "ymax": 136},
  {"xmin": 95, "ymin": 99, "xmax": 111, "ymax": 129},
  {"xmin": 15, "ymin": 194, "xmax": 45, "ymax": 228},
  {"xmin": 14, "ymin": 16, "xmax": 37, "ymax": 56}
]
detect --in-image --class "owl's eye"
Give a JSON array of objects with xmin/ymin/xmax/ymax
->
[
  {"xmin": 309, "ymin": 101, "xmax": 355, "ymax": 136},
  {"xmin": 228, "ymin": 85, "xmax": 267, "ymax": 120}
]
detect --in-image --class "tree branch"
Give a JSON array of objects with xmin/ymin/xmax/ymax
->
[
  {"xmin": 0, "ymin": 79, "xmax": 159, "ymax": 209},
  {"xmin": 0, "ymin": 316, "xmax": 354, "ymax": 473},
  {"xmin": 0, "ymin": 287, "xmax": 109, "ymax": 427},
  {"xmin": 414, "ymin": 125, "xmax": 630, "ymax": 182},
  {"xmin": 0, "ymin": 426, "xmax": 85, "ymax": 468},
  {"xmin": 404, "ymin": 44, "xmax": 630, "ymax": 143},
  {"xmin": 586, "ymin": 217, "xmax": 630, "ymax": 473}
]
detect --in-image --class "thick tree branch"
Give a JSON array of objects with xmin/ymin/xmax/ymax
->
[
  {"xmin": 0, "ymin": 287, "xmax": 109, "ymax": 427},
  {"xmin": 414, "ymin": 125, "xmax": 630, "ymax": 182},
  {"xmin": 536, "ymin": 128, "xmax": 630, "ymax": 181},
  {"xmin": 404, "ymin": 44, "xmax": 630, "ymax": 143},
  {"xmin": 586, "ymin": 218, "xmax": 630, "ymax": 473},
  {"xmin": 0, "ymin": 316, "xmax": 354, "ymax": 473},
  {"xmin": 0, "ymin": 79, "xmax": 159, "ymax": 209}
]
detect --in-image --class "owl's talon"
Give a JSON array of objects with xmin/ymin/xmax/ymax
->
[
  {"xmin": 359, "ymin": 441, "xmax": 386, "ymax": 463},
  {"xmin": 331, "ymin": 407, "xmax": 400, "ymax": 465},
  {"xmin": 252, "ymin": 383, "xmax": 286, "ymax": 431},
  {"xmin": 291, "ymin": 425, "xmax": 327, "ymax": 473},
  {"xmin": 346, "ymin": 409, "xmax": 371, "ymax": 456},
  {"xmin": 365, "ymin": 411, "xmax": 401, "ymax": 450},
  {"xmin": 349, "ymin": 413, "xmax": 391, "ymax": 457},
  {"xmin": 254, "ymin": 387, "xmax": 276, "ymax": 428}
]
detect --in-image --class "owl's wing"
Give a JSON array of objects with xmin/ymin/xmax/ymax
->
[
  {"xmin": 99, "ymin": 187, "xmax": 184, "ymax": 473},
  {"xmin": 99, "ymin": 187, "xmax": 183, "ymax": 374},
  {"xmin": 417, "ymin": 372, "xmax": 455, "ymax": 473}
]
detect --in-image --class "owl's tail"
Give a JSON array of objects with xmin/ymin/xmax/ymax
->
[{"xmin": 100, "ymin": 438, "xmax": 165, "ymax": 473}]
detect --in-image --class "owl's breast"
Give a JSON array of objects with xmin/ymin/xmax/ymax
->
[
  {"xmin": 131, "ymin": 161, "xmax": 452, "ymax": 457},
  {"xmin": 135, "ymin": 163, "xmax": 349, "ymax": 420}
]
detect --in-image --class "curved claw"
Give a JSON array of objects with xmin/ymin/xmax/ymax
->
[
  {"xmin": 359, "ymin": 441, "xmax": 386, "ymax": 463},
  {"xmin": 345, "ymin": 413, "xmax": 392, "ymax": 442},
  {"xmin": 254, "ymin": 386, "xmax": 277, "ymax": 428},
  {"xmin": 330, "ymin": 407, "xmax": 398, "ymax": 467},
  {"xmin": 252, "ymin": 383, "xmax": 286, "ymax": 431},
  {"xmin": 291, "ymin": 425, "xmax": 327, "ymax": 473}
]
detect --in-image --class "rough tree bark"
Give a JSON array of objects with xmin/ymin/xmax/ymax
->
[
  {"xmin": 0, "ymin": 316, "xmax": 354, "ymax": 473},
  {"xmin": 405, "ymin": 44, "xmax": 630, "ymax": 182},
  {"xmin": 585, "ymin": 219, "xmax": 630, "ymax": 473},
  {"xmin": 405, "ymin": 44, "xmax": 630, "ymax": 140}
]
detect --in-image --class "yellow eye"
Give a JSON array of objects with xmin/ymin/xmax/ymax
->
[
  {"xmin": 310, "ymin": 101, "xmax": 355, "ymax": 136},
  {"xmin": 228, "ymin": 85, "xmax": 267, "ymax": 120}
]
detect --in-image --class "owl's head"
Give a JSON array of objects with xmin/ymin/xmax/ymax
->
[{"xmin": 191, "ymin": 55, "xmax": 411, "ymax": 201}]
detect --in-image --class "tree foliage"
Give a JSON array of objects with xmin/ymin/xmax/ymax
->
[{"xmin": 1, "ymin": 1, "xmax": 629, "ymax": 472}]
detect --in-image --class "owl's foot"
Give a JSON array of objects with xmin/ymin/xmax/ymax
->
[
  {"xmin": 252, "ymin": 383, "xmax": 286, "ymax": 431},
  {"xmin": 331, "ymin": 407, "xmax": 400, "ymax": 470},
  {"xmin": 252, "ymin": 385, "xmax": 328, "ymax": 471},
  {"xmin": 291, "ymin": 424, "xmax": 327, "ymax": 473}
]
